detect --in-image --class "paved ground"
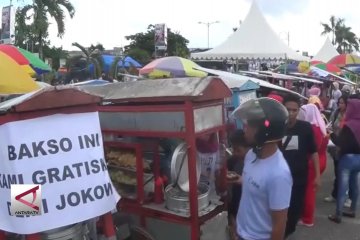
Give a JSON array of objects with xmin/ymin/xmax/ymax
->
[{"xmin": 290, "ymin": 155, "xmax": 360, "ymax": 240}]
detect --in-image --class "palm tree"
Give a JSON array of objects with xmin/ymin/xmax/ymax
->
[
  {"xmin": 71, "ymin": 42, "xmax": 104, "ymax": 79},
  {"xmin": 335, "ymin": 26, "xmax": 359, "ymax": 53},
  {"xmin": 109, "ymin": 56, "xmax": 125, "ymax": 79},
  {"xmin": 18, "ymin": 0, "xmax": 75, "ymax": 59},
  {"xmin": 321, "ymin": 16, "xmax": 344, "ymax": 45}
]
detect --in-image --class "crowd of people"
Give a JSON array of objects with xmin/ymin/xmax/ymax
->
[{"xmin": 226, "ymin": 82, "xmax": 360, "ymax": 240}]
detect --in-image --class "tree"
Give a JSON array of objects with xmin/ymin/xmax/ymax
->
[
  {"xmin": 15, "ymin": 6, "xmax": 50, "ymax": 52},
  {"xmin": 126, "ymin": 48, "xmax": 151, "ymax": 64},
  {"xmin": 321, "ymin": 16, "xmax": 359, "ymax": 54},
  {"xmin": 89, "ymin": 43, "xmax": 105, "ymax": 52},
  {"xmin": 124, "ymin": 25, "xmax": 190, "ymax": 63},
  {"xmin": 17, "ymin": 0, "xmax": 75, "ymax": 59},
  {"xmin": 335, "ymin": 25, "xmax": 359, "ymax": 53},
  {"xmin": 70, "ymin": 42, "xmax": 104, "ymax": 78},
  {"xmin": 321, "ymin": 16, "xmax": 344, "ymax": 45},
  {"xmin": 43, "ymin": 46, "xmax": 68, "ymax": 70},
  {"xmin": 109, "ymin": 56, "xmax": 123, "ymax": 79}
]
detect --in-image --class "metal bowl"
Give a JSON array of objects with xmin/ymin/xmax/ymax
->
[
  {"xmin": 170, "ymin": 142, "xmax": 201, "ymax": 192},
  {"xmin": 164, "ymin": 183, "xmax": 210, "ymax": 214}
]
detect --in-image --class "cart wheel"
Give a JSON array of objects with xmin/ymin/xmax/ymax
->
[{"xmin": 130, "ymin": 226, "xmax": 155, "ymax": 240}]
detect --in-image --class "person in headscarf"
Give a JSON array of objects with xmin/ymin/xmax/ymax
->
[
  {"xmin": 308, "ymin": 96, "xmax": 324, "ymax": 111},
  {"xmin": 342, "ymin": 85, "xmax": 352, "ymax": 97},
  {"xmin": 298, "ymin": 104, "xmax": 329, "ymax": 226},
  {"xmin": 328, "ymin": 97, "xmax": 360, "ymax": 223},
  {"xmin": 308, "ymin": 85, "xmax": 321, "ymax": 97},
  {"xmin": 329, "ymin": 82, "xmax": 342, "ymax": 112},
  {"xmin": 308, "ymin": 96, "xmax": 329, "ymax": 125}
]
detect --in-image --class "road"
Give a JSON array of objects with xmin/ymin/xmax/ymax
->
[{"xmin": 290, "ymin": 154, "xmax": 360, "ymax": 240}]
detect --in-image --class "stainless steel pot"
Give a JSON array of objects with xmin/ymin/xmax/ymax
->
[
  {"xmin": 164, "ymin": 183, "xmax": 210, "ymax": 213},
  {"xmin": 41, "ymin": 223, "xmax": 87, "ymax": 240}
]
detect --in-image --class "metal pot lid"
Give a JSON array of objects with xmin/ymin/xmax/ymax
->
[{"xmin": 170, "ymin": 142, "xmax": 201, "ymax": 192}]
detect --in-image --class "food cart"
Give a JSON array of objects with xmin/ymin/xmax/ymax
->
[
  {"xmin": 0, "ymin": 86, "xmax": 118, "ymax": 240},
  {"xmin": 223, "ymin": 79, "xmax": 259, "ymax": 129},
  {"xmin": 84, "ymin": 77, "xmax": 232, "ymax": 240}
]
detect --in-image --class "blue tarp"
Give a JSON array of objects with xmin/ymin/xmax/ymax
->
[{"xmin": 88, "ymin": 55, "xmax": 142, "ymax": 74}]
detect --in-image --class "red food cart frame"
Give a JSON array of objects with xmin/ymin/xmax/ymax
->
[{"xmin": 95, "ymin": 77, "xmax": 232, "ymax": 240}]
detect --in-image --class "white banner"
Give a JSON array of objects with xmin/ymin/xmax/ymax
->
[
  {"xmin": 154, "ymin": 23, "xmax": 167, "ymax": 47},
  {"xmin": 0, "ymin": 112, "xmax": 120, "ymax": 234},
  {"xmin": 1, "ymin": 5, "xmax": 15, "ymax": 44}
]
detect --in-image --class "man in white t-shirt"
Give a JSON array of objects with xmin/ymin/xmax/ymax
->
[{"xmin": 232, "ymin": 98, "xmax": 293, "ymax": 240}]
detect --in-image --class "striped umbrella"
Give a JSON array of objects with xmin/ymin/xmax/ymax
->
[
  {"xmin": 0, "ymin": 45, "xmax": 51, "ymax": 75},
  {"xmin": 328, "ymin": 54, "xmax": 360, "ymax": 67},
  {"xmin": 298, "ymin": 61, "xmax": 325, "ymax": 73},
  {"xmin": 139, "ymin": 56, "xmax": 207, "ymax": 78},
  {"xmin": 0, "ymin": 52, "xmax": 39, "ymax": 94},
  {"xmin": 312, "ymin": 63, "xmax": 342, "ymax": 75},
  {"xmin": 0, "ymin": 45, "xmax": 36, "ymax": 76},
  {"xmin": 18, "ymin": 48, "xmax": 51, "ymax": 74}
]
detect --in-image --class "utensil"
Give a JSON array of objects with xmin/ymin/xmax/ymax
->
[{"xmin": 173, "ymin": 149, "xmax": 186, "ymax": 189}]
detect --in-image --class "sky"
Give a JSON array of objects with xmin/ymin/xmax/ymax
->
[{"xmin": 7, "ymin": 0, "xmax": 360, "ymax": 55}]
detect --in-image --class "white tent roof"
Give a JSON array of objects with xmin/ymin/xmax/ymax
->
[
  {"xmin": 191, "ymin": 2, "xmax": 308, "ymax": 61},
  {"xmin": 195, "ymin": 66, "xmax": 306, "ymax": 99},
  {"xmin": 313, "ymin": 37, "xmax": 339, "ymax": 62}
]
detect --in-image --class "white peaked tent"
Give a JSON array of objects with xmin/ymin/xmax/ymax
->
[
  {"xmin": 313, "ymin": 37, "xmax": 339, "ymax": 62},
  {"xmin": 191, "ymin": 2, "xmax": 308, "ymax": 61}
]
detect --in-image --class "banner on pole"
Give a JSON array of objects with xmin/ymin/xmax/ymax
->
[
  {"xmin": 154, "ymin": 23, "xmax": 167, "ymax": 50},
  {"xmin": 1, "ymin": 5, "xmax": 15, "ymax": 44}
]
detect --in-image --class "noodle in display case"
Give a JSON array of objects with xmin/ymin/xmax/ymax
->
[{"xmin": 104, "ymin": 142, "xmax": 154, "ymax": 201}]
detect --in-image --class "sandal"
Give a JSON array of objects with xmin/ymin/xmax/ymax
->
[
  {"xmin": 328, "ymin": 214, "xmax": 342, "ymax": 224},
  {"xmin": 342, "ymin": 211, "xmax": 356, "ymax": 218}
]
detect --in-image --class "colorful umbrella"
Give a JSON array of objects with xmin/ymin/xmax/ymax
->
[
  {"xmin": 0, "ymin": 52, "xmax": 40, "ymax": 94},
  {"xmin": 328, "ymin": 54, "xmax": 360, "ymax": 67},
  {"xmin": 297, "ymin": 61, "xmax": 326, "ymax": 73},
  {"xmin": 18, "ymin": 48, "xmax": 51, "ymax": 74},
  {"xmin": 297, "ymin": 61, "xmax": 311, "ymax": 73},
  {"xmin": 312, "ymin": 63, "xmax": 342, "ymax": 75},
  {"xmin": 0, "ymin": 45, "xmax": 36, "ymax": 76},
  {"xmin": 139, "ymin": 56, "xmax": 207, "ymax": 78}
]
